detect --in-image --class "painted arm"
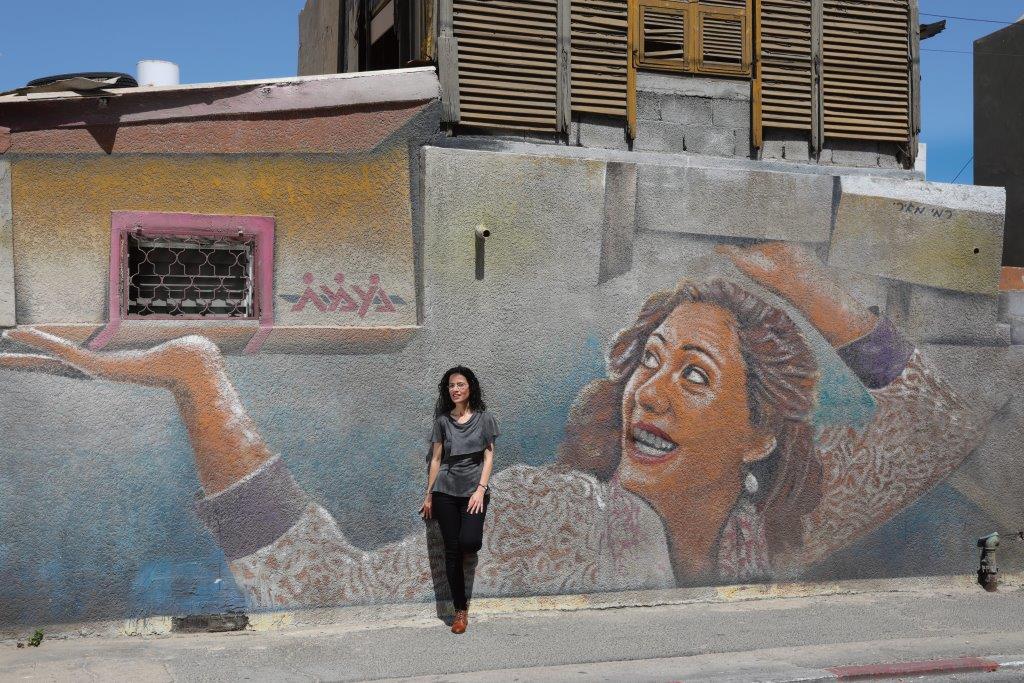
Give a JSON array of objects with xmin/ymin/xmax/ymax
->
[
  {"xmin": 718, "ymin": 244, "xmax": 984, "ymax": 565},
  {"xmin": 716, "ymin": 242, "xmax": 877, "ymax": 348},
  {"xmin": 792, "ymin": 348, "xmax": 983, "ymax": 565},
  {"xmin": 0, "ymin": 327, "xmax": 438, "ymax": 608},
  {"xmin": 203, "ymin": 456, "xmax": 435, "ymax": 608},
  {"xmin": 1, "ymin": 327, "xmax": 271, "ymax": 494}
]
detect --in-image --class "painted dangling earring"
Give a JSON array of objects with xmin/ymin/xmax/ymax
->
[{"xmin": 744, "ymin": 471, "xmax": 759, "ymax": 495}]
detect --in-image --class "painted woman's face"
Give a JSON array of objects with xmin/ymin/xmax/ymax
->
[
  {"xmin": 617, "ymin": 302, "xmax": 773, "ymax": 513},
  {"xmin": 448, "ymin": 373, "xmax": 470, "ymax": 406}
]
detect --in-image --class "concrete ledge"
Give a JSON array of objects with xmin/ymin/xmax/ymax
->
[
  {"xmin": 831, "ymin": 176, "xmax": 1006, "ymax": 294},
  {"xmin": 0, "ymin": 323, "xmax": 422, "ymax": 355},
  {"xmin": 433, "ymin": 137, "xmax": 924, "ymax": 181},
  {"xmin": 637, "ymin": 73, "xmax": 750, "ymax": 100},
  {"xmin": 259, "ymin": 324, "xmax": 421, "ymax": 354},
  {"xmin": 0, "ymin": 68, "xmax": 441, "ymax": 130},
  {"xmin": 637, "ymin": 164, "xmax": 833, "ymax": 241}
]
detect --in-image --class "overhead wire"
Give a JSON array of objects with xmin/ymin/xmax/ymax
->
[
  {"xmin": 950, "ymin": 156, "xmax": 974, "ymax": 184},
  {"xmin": 922, "ymin": 48, "xmax": 1024, "ymax": 56},
  {"xmin": 921, "ymin": 12, "xmax": 1019, "ymax": 25},
  {"xmin": 918, "ymin": 11, "xmax": 1022, "ymax": 56}
]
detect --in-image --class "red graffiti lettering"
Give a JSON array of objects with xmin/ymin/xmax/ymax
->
[
  {"xmin": 322, "ymin": 274, "xmax": 359, "ymax": 312},
  {"xmin": 291, "ymin": 273, "xmax": 328, "ymax": 312},
  {"xmin": 287, "ymin": 272, "xmax": 400, "ymax": 317}
]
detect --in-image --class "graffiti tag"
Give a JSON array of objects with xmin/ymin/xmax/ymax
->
[
  {"xmin": 892, "ymin": 201, "xmax": 953, "ymax": 219},
  {"xmin": 280, "ymin": 273, "xmax": 406, "ymax": 317}
]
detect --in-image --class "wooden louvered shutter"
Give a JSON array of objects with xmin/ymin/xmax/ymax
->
[
  {"xmin": 637, "ymin": 1, "xmax": 689, "ymax": 68},
  {"xmin": 634, "ymin": 0, "xmax": 749, "ymax": 75},
  {"xmin": 570, "ymin": 0, "xmax": 630, "ymax": 117},
  {"xmin": 755, "ymin": 0, "xmax": 813, "ymax": 140},
  {"xmin": 821, "ymin": 0, "xmax": 910, "ymax": 142},
  {"xmin": 452, "ymin": 0, "xmax": 559, "ymax": 131},
  {"xmin": 696, "ymin": 1, "xmax": 750, "ymax": 76}
]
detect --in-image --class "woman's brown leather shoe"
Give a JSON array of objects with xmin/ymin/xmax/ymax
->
[{"xmin": 451, "ymin": 609, "xmax": 468, "ymax": 634}]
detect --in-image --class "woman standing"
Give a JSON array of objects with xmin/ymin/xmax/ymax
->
[{"xmin": 421, "ymin": 367, "xmax": 499, "ymax": 634}]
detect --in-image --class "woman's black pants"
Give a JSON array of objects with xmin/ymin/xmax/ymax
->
[{"xmin": 432, "ymin": 491, "xmax": 489, "ymax": 610}]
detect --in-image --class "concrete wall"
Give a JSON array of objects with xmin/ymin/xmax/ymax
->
[
  {"xmin": 975, "ymin": 21, "xmax": 1024, "ymax": 266},
  {"xmin": 634, "ymin": 73, "xmax": 750, "ymax": 157},
  {"xmin": 1, "ymin": 71, "xmax": 1022, "ymax": 629}
]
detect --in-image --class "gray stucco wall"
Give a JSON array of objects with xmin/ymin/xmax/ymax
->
[{"xmin": 1, "ymin": 132, "xmax": 1020, "ymax": 629}]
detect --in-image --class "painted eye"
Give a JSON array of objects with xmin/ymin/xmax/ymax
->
[
  {"xmin": 641, "ymin": 349, "xmax": 659, "ymax": 369},
  {"xmin": 682, "ymin": 365, "xmax": 709, "ymax": 385}
]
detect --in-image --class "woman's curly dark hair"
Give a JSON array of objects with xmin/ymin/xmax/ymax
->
[
  {"xmin": 435, "ymin": 366, "xmax": 487, "ymax": 418},
  {"xmin": 559, "ymin": 278, "xmax": 822, "ymax": 555}
]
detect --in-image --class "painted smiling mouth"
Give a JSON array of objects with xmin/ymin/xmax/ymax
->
[{"xmin": 630, "ymin": 425, "xmax": 678, "ymax": 458}]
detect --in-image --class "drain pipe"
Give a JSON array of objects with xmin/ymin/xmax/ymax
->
[
  {"xmin": 474, "ymin": 224, "xmax": 490, "ymax": 280},
  {"xmin": 977, "ymin": 532, "xmax": 1000, "ymax": 592}
]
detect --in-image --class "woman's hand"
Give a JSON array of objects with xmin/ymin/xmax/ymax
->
[
  {"xmin": 716, "ymin": 242, "xmax": 877, "ymax": 348},
  {"xmin": 420, "ymin": 493, "xmax": 433, "ymax": 520},
  {"xmin": 467, "ymin": 488, "xmax": 486, "ymax": 515}
]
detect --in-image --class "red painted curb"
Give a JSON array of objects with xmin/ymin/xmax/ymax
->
[{"xmin": 828, "ymin": 656, "xmax": 1000, "ymax": 679}]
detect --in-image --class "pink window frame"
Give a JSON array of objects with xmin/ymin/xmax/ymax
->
[{"xmin": 91, "ymin": 211, "xmax": 275, "ymax": 353}]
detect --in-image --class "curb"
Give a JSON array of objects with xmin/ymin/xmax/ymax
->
[
  {"xmin": 819, "ymin": 655, "xmax": 1024, "ymax": 681},
  {"xmin": 3, "ymin": 572, "xmax": 1022, "ymax": 642}
]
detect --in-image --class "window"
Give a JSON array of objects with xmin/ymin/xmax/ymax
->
[
  {"xmin": 97, "ymin": 212, "xmax": 275, "ymax": 346},
  {"xmin": 753, "ymin": 0, "xmax": 914, "ymax": 154},
  {"xmin": 124, "ymin": 233, "xmax": 256, "ymax": 318},
  {"xmin": 369, "ymin": 0, "xmax": 400, "ymax": 70},
  {"xmin": 633, "ymin": 0, "xmax": 751, "ymax": 77}
]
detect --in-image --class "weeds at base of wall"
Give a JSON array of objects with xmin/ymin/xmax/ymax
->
[{"xmin": 15, "ymin": 629, "xmax": 44, "ymax": 648}]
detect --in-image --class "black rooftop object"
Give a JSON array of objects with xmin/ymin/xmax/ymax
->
[{"xmin": 26, "ymin": 72, "xmax": 138, "ymax": 88}]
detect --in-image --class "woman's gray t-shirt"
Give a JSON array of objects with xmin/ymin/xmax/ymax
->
[{"xmin": 430, "ymin": 411, "xmax": 500, "ymax": 497}]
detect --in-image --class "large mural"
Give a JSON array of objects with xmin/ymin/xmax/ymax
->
[
  {"xmin": 1, "ymin": 70, "xmax": 1015, "ymax": 627},
  {"xmin": 0, "ymin": 242, "xmax": 983, "ymax": 613}
]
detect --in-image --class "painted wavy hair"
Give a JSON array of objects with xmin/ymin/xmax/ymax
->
[{"xmin": 558, "ymin": 278, "xmax": 822, "ymax": 554}]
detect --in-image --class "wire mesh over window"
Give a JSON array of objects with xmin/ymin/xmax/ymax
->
[{"xmin": 124, "ymin": 233, "xmax": 256, "ymax": 318}]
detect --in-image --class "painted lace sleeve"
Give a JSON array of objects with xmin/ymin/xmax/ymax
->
[
  {"xmin": 472, "ymin": 465, "xmax": 674, "ymax": 596},
  {"xmin": 195, "ymin": 460, "xmax": 673, "ymax": 608},
  {"xmin": 795, "ymin": 318, "xmax": 985, "ymax": 566},
  {"xmin": 195, "ymin": 457, "xmax": 433, "ymax": 609}
]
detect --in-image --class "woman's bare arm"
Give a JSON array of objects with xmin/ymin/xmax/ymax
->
[
  {"xmin": 421, "ymin": 442, "xmax": 443, "ymax": 518},
  {"xmin": 479, "ymin": 442, "xmax": 494, "ymax": 489}
]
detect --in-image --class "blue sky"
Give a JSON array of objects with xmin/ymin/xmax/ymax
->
[{"xmin": 1, "ymin": 0, "xmax": 1021, "ymax": 183}]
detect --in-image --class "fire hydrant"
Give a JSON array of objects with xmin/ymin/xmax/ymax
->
[{"xmin": 977, "ymin": 532, "xmax": 1000, "ymax": 592}]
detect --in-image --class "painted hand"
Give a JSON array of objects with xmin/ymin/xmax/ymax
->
[
  {"xmin": 716, "ymin": 241, "xmax": 876, "ymax": 348},
  {"xmin": 1, "ymin": 327, "xmax": 225, "ymax": 389},
  {"xmin": 715, "ymin": 241, "xmax": 826, "ymax": 302}
]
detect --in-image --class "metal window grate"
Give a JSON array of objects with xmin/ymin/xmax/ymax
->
[{"xmin": 124, "ymin": 233, "xmax": 256, "ymax": 318}]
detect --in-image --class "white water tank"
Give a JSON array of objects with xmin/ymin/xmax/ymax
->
[{"xmin": 136, "ymin": 60, "xmax": 180, "ymax": 87}]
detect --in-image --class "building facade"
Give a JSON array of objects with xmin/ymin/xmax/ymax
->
[{"xmin": 0, "ymin": 49, "xmax": 1021, "ymax": 628}]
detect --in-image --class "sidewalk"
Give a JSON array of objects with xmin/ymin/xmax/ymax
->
[{"xmin": 3, "ymin": 574, "xmax": 1023, "ymax": 682}]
